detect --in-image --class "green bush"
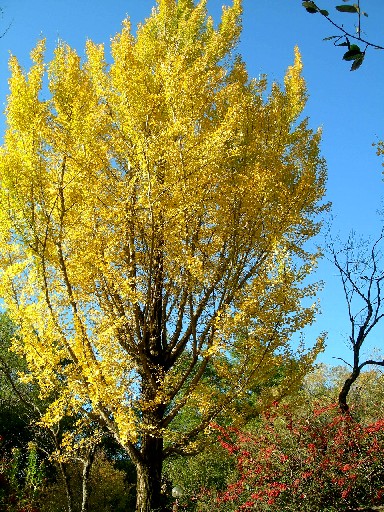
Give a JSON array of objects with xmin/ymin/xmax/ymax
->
[{"xmin": 0, "ymin": 440, "xmax": 44, "ymax": 512}]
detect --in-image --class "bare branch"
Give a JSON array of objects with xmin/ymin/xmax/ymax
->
[
  {"xmin": 332, "ymin": 356, "xmax": 353, "ymax": 369},
  {"xmin": 329, "ymin": 231, "xmax": 384, "ymax": 412}
]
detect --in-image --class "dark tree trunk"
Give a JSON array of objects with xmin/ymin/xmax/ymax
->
[
  {"xmin": 135, "ymin": 206, "xmax": 167, "ymax": 511},
  {"xmin": 338, "ymin": 344, "xmax": 362, "ymax": 414},
  {"xmin": 135, "ymin": 436, "xmax": 164, "ymax": 512},
  {"xmin": 338, "ymin": 370, "xmax": 360, "ymax": 414}
]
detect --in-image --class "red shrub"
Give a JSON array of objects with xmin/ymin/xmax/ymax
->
[{"xmin": 201, "ymin": 404, "xmax": 384, "ymax": 511}]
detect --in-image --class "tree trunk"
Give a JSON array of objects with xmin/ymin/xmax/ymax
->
[
  {"xmin": 59, "ymin": 461, "xmax": 74, "ymax": 512},
  {"xmin": 338, "ymin": 365, "xmax": 360, "ymax": 414},
  {"xmin": 81, "ymin": 446, "xmax": 96, "ymax": 512},
  {"xmin": 135, "ymin": 436, "xmax": 164, "ymax": 512}
]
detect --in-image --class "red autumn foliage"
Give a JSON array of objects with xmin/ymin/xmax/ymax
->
[{"xmin": 197, "ymin": 403, "xmax": 384, "ymax": 511}]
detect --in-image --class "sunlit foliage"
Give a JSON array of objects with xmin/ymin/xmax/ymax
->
[{"xmin": 0, "ymin": 0, "xmax": 327, "ymax": 508}]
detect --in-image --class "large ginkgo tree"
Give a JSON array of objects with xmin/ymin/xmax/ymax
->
[{"xmin": 0, "ymin": 0, "xmax": 327, "ymax": 510}]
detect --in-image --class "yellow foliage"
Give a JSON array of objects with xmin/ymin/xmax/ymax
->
[{"xmin": 0, "ymin": 0, "xmax": 327, "ymax": 459}]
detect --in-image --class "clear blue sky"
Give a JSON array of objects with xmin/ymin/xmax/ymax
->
[{"xmin": 0, "ymin": 0, "xmax": 383, "ymax": 366}]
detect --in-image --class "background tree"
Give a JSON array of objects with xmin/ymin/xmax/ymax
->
[
  {"xmin": 0, "ymin": 0, "xmax": 327, "ymax": 510},
  {"xmin": 330, "ymin": 232, "xmax": 384, "ymax": 413},
  {"xmin": 0, "ymin": 311, "xmax": 136, "ymax": 512},
  {"xmin": 0, "ymin": 313, "xmax": 34, "ymax": 452},
  {"xmin": 0, "ymin": 313, "xmax": 46, "ymax": 512}
]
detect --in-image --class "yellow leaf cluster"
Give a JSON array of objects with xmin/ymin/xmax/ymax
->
[{"xmin": 0, "ymin": 0, "xmax": 327, "ymax": 455}]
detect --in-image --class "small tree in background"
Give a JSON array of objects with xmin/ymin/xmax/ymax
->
[
  {"xmin": 0, "ymin": 311, "xmax": 132, "ymax": 512},
  {"xmin": 329, "ymin": 232, "xmax": 384, "ymax": 413}
]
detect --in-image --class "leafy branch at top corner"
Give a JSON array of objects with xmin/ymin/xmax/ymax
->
[{"xmin": 302, "ymin": 1, "xmax": 384, "ymax": 71}]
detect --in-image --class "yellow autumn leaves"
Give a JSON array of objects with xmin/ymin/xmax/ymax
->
[{"xmin": 0, "ymin": 0, "xmax": 327, "ymax": 453}]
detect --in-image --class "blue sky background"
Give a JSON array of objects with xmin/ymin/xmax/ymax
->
[{"xmin": 0, "ymin": 0, "xmax": 383, "ymax": 366}]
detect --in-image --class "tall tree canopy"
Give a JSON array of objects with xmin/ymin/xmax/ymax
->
[{"xmin": 0, "ymin": 0, "xmax": 327, "ymax": 509}]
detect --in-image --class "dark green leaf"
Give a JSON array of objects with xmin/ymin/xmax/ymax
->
[
  {"xmin": 343, "ymin": 45, "xmax": 362, "ymax": 61},
  {"xmin": 319, "ymin": 9, "xmax": 329, "ymax": 16},
  {"xmin": 323, "ymin": 35, "xmax": 339, "ymax": 41},
  {"xmin": 336, "ymin": 41, "xmax": 349, "ymax": 46},
  {"xmin": 302, "ymin": 1, "xmax": 318, "ymax": 13},
  {"xmin": 350, "ymin": 54, "xmax": 364, "ymax": 70},
  {"xmin": 363, "ymin": 11, "xmax": 368, "ymax": 17},
  {"xmin": 336, "ymin": 4, "xmax": 358, "ymax": 13},
  {"xmin": 343, "ymin": 52, "xmax": 361, "ymax": 61}
]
